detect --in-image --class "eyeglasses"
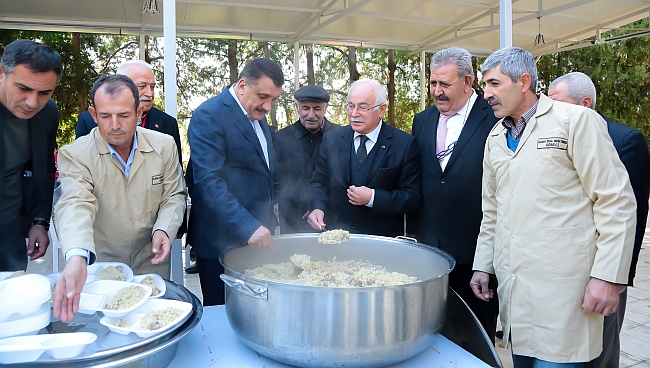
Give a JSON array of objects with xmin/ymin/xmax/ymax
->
[{"xmin": 347, "ymin": 103, "xmax": 383, "ymax": 112}]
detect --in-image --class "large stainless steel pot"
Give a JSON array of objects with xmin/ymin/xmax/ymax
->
[{"xmin": 220, "ymin": 234, "xmax": 455, "ymax": 368}]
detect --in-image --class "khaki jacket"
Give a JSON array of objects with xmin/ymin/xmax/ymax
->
[
  {"xmin": 473, "ymin": 94, "xmax": 636, "ymax": 362},
  {"xmin": 55, "ymin": 127, "xmax": 187, "ymax": 277}
]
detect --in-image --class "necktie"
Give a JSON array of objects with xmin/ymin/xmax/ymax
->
[
  {"xmin": 436, "ymin": 115, "xmax": 451, "ymax": 162},
  {"xmin": 357, "ymin": 135, "xmax": 369, "ymax": 162}
]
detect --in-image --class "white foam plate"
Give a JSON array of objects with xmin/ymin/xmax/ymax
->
[
  {"xmin": 132, "ymin": 274, "xmax": 166, "ymax": 298},
  {"xmin": 0, "ymin": 274, "xmax": 51, "ymax": 323},
  {"xmin": 0, "ymin": 332, "xmax": 97, "ymax": 363},
  {"xmin": 79, "ymin": 280, "xmax": 151, "ymax": 318},
  {"xmin": 87, "ymin": 262, "xmax": 134, "ymax": 282},
  {"xmin": 100, "ymin": 299, "xmax": 193, "ymax": 338},
  {"xmin": 0, "ymin": 303, "xmax": 51, "ymax": 339}
]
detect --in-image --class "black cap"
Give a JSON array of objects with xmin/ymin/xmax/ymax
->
[{"xmin": 294, "ymin": 85, "xmax": 330, "ymax": 103}]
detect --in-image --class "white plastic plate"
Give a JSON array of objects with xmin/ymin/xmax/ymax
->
[
  {"xmin": 87, "ymin": 262, "xmax": 134, "ymax": 282},
  {"xmin": 0, "ymin": 304, "xmax": 51, "ymax": 339},
  {"xmin": 100, "ymin": 299, "xmax": 193, "ymax": 338},
  {"xmin": 0, "ymin": 332, "xmax": 97, "ymax": 363},
  {"xmin": 0, "ymin": 274, "xmax": 51, "ymax": 323},
  {"xmin": 132, "ymin": 274, "xmax": 166, "ymax": 298},
  {"xmin": 79, "ymin": 280, "xmax": 151, "ymax": 318}
]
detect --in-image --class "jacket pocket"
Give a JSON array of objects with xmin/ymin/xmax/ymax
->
[
  {"xmin": 539, "ymin": 227, "xmax": 587, "ymax": 277},
  {"xmin": 534, "ymin": 150, "xmax": 573, "ymax": 188}
]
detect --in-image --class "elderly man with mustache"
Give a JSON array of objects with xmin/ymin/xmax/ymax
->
[
  {"xmin": 76, "ymin": 60, "xmax": 182, "ymax": 167},
  {"xmin": 308, "ymin": 79, "xmax": 421, "ymax": 237},
  {"xmin": 273, "ymin": 85, "xmax": 340, "ymax": 233}
]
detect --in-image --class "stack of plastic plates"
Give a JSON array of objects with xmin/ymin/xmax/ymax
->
[
  {"xmin": 0, "ymin": 332, "xmax": 97, "ymax": 364},
  {"xmin": 0, "ymin": 274, "xmax": 52, "ymax": 339}
]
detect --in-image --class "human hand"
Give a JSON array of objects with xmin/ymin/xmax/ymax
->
[
  {"xmin": 307, "ymin": 209, "xmax": 326, "ymax": 230},
  {"xmin": 470, "ymin": 271, "xmax": 494, "ymax": 302},
  {"xmin": 27, "ymin": 222, "xmax": 50, "ymax": 260},
  {"xmin": 248, "ymin": 226, "xmax": 274, "ymax": 249},
  {"xmin": 53, "ymin": 256, "xmax": 87, "ymax": 322},
  {"xmin": 581, "ymin": 277, "xmax": 625, "ymax": 316},
  {"xmin": 347, "ymin": 185, "xmax": 372, "ymax": 206},
  {"xmin": 302, "ymin": 210, "xmax": 310, "ymax": 220},
  {"xmin": 151, "ymin": 230, "xmax": 171, "ymax": 264}
]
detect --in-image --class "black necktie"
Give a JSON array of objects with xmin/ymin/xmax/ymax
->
[{"xmin": 357, "ymin": 135, "xmax": 369, "ymax": 162}]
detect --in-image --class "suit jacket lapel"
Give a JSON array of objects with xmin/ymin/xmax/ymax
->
[
  {"xmin": 223, "ymin": 90, "xmax": 269, "ymax": 172},
  {"xmin": 0, "ymin": 114, "xmax": 5, "ymax": 197},
  {"xmin": 260, "ymin": 117, "xmax": 274, "ymax": 174},
  {"xmin": 425, "ymin": 109, "xmax": 444, "ymax": 173},
  {"xmin": 365, "ymin": 122, "xmax": 392, "ymax": 184},
  {"xmin": 338, "ymin": 127, "xmax": 354, "ymax": 185},
  {"xmin": 446, "ymin": 96, "xmax": 488, "ymax": 169}
]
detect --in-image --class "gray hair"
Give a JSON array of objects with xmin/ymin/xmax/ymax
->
[
  {"xmin": 430, "ymin": 47, "xmax": 475, "ymax": 84},
  {"xmin": 549, "ymin": 72, "xmax": 597, "ymax": 109},
  {"xmin": 349, "ymin": 79, "xmax": 387, "ymax": 108},
  {"xmin": 117, "ymin": 60, "xmax": 153, "ymax": 77},
  {"xmin": 481, "ymin": 47, "xmax": 537, "ymax": 93}
]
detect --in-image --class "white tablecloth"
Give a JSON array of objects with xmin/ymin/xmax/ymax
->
[{"xmin": 168, "ymin": 305, "xmax": 490, "ymax": 367}]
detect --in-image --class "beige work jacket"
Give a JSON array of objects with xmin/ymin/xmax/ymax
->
[
  {"xmin": 473, "ymin": 94, "xmax": 636, "ymax": 362},
  {"xmin": 55, "ymin": 127, "xmax": 187, "ymax": 277}
]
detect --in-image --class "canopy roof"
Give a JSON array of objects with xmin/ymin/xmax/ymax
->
[{"xmin": 1, "ymin": 0, "xmax": 649, "ymax": 57}]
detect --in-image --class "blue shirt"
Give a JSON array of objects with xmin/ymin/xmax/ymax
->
[{"xmin": 107, "ymin": 135, "xmax": 138, "ymax": 179}]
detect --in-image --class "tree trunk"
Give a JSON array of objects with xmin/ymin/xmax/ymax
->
[
  {"xmin": 347, "ymin": 46, "xmax": 360, "ymax": 84},
  {"xmin": 262, "ymin": 41, "xmax": 269, "ymax": 58},
  {"xmin": 228, "ymin": 40, "xmax": 239, "ymax": 85},
  {"xmin": 306, "ymin": 43, "xmax": 315, "ymax": 85},
  {"xmin": 387, "ymin": 49, "xmax": 396, "ymax": 127},
  {"xmin": 471, "ymin": 56, "xmax": 480, "ymax": 90},
  {"xmin": 144, "ymin": 35, "xmax": 151, "ymax": 64},
  {"xmin": 71, "ymin": 32, "xmax": 88, "ymax": 112}
]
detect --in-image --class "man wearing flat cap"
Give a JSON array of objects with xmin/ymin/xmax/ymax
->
[{"xmin": 273, "ymin": 85, "xmax": 340, "ymax": 233}]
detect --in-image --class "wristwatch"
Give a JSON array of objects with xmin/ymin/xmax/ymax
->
[{"xmin": 32, "ymin": 219, "xmax": 50, "ymax": 231}]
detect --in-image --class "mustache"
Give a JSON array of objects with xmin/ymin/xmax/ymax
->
[
  {"xmin": 255, "ymin": 107, "xmax": 269, "ymax": 115},
  {"xmin": 435, "ymin": 95, "xmax": 450, "ymax": 101},
  {"xmin": 303, "ymin": 117, "xmax": 319, "ymax": 122},
  {"xmin": 108, "ymin": 129, "xmax": 127, "ymax": 135},
  {"xmin": 487, "ymin": 97, "xmax": 501, "ymax": 106},
  {"xmin": 350, "ymin": 117, "xmax": 365, "ymax": 123},
  {"xmin": 140, "ymin": 97, "xmax": 153, "ymax": 102}
]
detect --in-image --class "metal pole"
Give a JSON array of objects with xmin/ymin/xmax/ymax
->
[
  {"xmin": 294, "ymin": 41, "xmax": 300, "ymax": 91},
  {"xmin": 420, "ymin": 50, "xmax": 426, "ymax": 112},
  {"xmin": 500, "ymin": 0, "xmax": 513, "ymax": 48},
  {"xmin": 163, "ymin": 0, "xmax": 177, "ymax": 118}
]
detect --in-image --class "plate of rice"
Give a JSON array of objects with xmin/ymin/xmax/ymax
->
[
  {"xmin": 87, "ymin": 262, "xmax": 133, "ymax": 282},
  {"xmin": 79, "ymin": 280, "xmax": 152, "ymax": 318},
  {"xmin": 99, "ymin": 299, "xmax": 193, "ymax": 338},
  {"xmin": 131, "ymin": 274, "xmax": 166, "ymax": 298}
]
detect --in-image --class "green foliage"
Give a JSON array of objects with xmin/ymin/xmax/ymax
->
[{"xmin": 536, "ymin": 19, "xmax": 650, "ymax": 141}]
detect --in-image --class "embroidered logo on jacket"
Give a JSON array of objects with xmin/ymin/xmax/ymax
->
[{"xmin": 537, "ymin": 137, "xmax": 568, "ymax": 150}]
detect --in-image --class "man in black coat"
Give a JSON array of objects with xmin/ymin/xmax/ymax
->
[
  {"xmin": 274, "ymin": 85, "xmax": 340, "ymax": 233},
  {"xmin": 406, "ymin": 47, "xmax": 500, "ymax": 343},
  {"xmin": 549, "ymin": 72, "xmax": 650, "ymax": 368},
  {"xmin": 0, "ymin": 40, "xmax": 62, "ymax": 271},
  {"xmin": 308, "ymin": 79, "xmax": 420, "ymax": 237},
  {"xmin": 76, "ymin": 60, "xmax": 182, "ymax": 165}
]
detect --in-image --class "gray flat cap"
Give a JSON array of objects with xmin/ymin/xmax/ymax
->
[{"xmin": 294, "ymin": 85, "xmax": 330, "ymax": 103}]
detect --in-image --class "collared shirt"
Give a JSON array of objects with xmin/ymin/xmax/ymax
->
[
  {"xmin": 439, "ymin": 90, "xmax": 477, "ymax": 170},
  {"xmin": 352, "ymin": 121, "xmax": 383, "ymax": 208},
  {"xmin": 228, "ymin": 85, "xmax": 270, "ymax": 168},
  {"xmin": 502, "ymin": 98, "xmax": 540, "ymax": 141},
  {"xmin": 107, "ymin": 134, "xmax": 138, "ymax": 179}
]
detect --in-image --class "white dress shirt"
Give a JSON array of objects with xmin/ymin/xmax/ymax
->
[
  {"xmin": 229, "ymin": 85, "xmax": 269, "ymax": 168},
  {"xmin": 439, "ymin": 90, "xmax": 477, "ymax": 171},
  {"xmin": 353, "ymin": 121, "xmax": 383, "ymax": 207}
]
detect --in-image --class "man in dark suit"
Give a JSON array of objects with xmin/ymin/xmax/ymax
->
[
  {"xmin": 549, "ymin": 72, "xmax": 650, "ymax": 368},
  {"xmin": 76, "ymin": 60, "xmax": 182, "ymax": 165},
  {"xmin": 186, "ymin": 58, "xmax": 283, "ymax": 305},
  {"xmin": 274, "ymin": 85, "xmax": 340, "ymax": 233},
  {"xmin": 406, "ymin": 47, "xmax": 500, "ymax": 343},
  {"xmin": 307, "ymin": 79, "xmax": 420, "ymax": 237},
  {"xmin": 0, "ymin": 39, "xmax": 62, "ymax": 271}
]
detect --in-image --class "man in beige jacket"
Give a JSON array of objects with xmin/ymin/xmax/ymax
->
[
  {"xmin": 53, "ymin": 74, "xmax": 186, "ymax": 322},
  {"xmin": 471, "ymin": 47, "xmax": 635, "ymax": 367}
]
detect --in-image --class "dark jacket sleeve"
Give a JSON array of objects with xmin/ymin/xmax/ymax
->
[{"xmin": 75, "ymin": 110, "xmax": 95, "ymax": 139}]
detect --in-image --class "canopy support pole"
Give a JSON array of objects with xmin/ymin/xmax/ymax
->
[
  {"xmin": 163, "ymin": 0, "xmax": 177, "ymax": 119},
  {"xmin": 500, "ymin": 0, "xmax": 513, "ymax": 48},
  {"xmin": 294, "ymin": 42, "xmax": 300, "ymax": 90},
  {"xmin": 420, "ymin": 51, "xmax": 426, "ymax": 112}
]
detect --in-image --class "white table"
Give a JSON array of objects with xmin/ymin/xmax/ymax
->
[{"xmin": 169, "ymin": 305, "xmax": 491, "ymax": 367}]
